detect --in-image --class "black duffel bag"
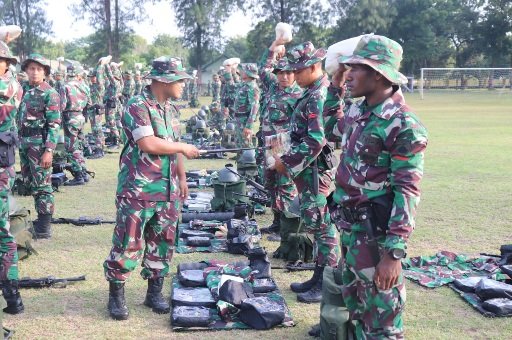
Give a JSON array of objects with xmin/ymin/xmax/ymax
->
[
  {"xmin": 171, "ymin": 306, "xmax": 211, "ymax": 327},
  {"xmin": 475, "ymin": 278, "xmax": 512, "ymax": 300},
  {"xmin": 482, "ymin": 298, "xmax": 512, "ymax": 316},
  {"xmin": 239, "ymin": 296, "xmax": 286, "ymax": 330},
  {"xmin": 218, "ymin": 280, "xmax": 254, "ymax": 307}
]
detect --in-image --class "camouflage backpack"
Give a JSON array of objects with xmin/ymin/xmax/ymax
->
[
  {"xmin": 273, "ymin": 214, "xmax": 314, "ymax": 264},
  {"xmin": 9, "ymin": 207, "xmax": 37, "ymax": 260}
]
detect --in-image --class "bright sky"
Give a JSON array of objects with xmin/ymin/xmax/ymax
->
[{"xmin": 46, "ymin": 0, "xmax": 255, "ymax": 43}]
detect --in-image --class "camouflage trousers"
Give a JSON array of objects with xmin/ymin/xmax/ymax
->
[
  {"xmin": 264, "ymin": 168, "xmax": 297, "ymax": 213},
  {"xmin": 340, "ymin": 230, "xmax": 405, "ymax": 339},
  {"xmin": 103, "ymin": 197, "xmax": 180, "ymax": 283},
  {"xmin": 89, "ymin": 109, "xmax": 105, "ymax": 149},
  {"xmin": 0, "ymin": 166, "xmax": 19, "ymax": 280},
  {"xmin": 63, "ymin": 111, "xmax": 86, "ymax": 173},
  {"xmin": 105, "ymin": 102, "xmax": 120, "ymax": 141},
  {"xmin": 294, "ymin": 168, "xmax": 340, "ymax": 267},
  {"xmin": 234, "ymin": 116, "xmax": 252, "ymax": 147},
  {"xmin": 19, "ymin": 144, "xmax": 55, "ymax": 215}
]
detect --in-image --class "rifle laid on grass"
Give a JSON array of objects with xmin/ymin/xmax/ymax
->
[
  {"xmin": 19, "ymin": 275, "xmax": 86, "ymax": 288},
  {"xmin": 52, "ymin": 217, "xmax": 116, "ymax": 226}
]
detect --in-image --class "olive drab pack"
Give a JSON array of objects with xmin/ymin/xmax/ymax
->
[
  {"xmin": 273, "ymin": 214, "xmax": 314, "ymax": 263},
  {"xmin": 210, "ymin": 179, "xmax": 249, "ymax": 211},
  {"xmin": 9, "ymin": 206, "xmax": 37, "ymax": 260},
  {"xmin": 236, "ymin": 150, "xmax": 258, "ymax": 180},
  {"xmin": 320, "ymin": 266, "xmax": 350, "ymax": 340}
]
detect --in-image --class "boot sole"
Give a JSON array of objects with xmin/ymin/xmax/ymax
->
[
  {"xmin": 290, "ymin": 285, "xmax": 313, "ymax": 293},
  {"xmin": 297, "ymin": 296, "xmax": 322, "ymax": 303},
  {"xmin": 109, "ymin": 312, "xmax": 129, "ymax": 320},
  {"xmin": 143, "ymin": 300, "xmax": 170, "ymax": 314}
]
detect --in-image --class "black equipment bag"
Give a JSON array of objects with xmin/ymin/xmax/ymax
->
[{"xmin": 239, "ymin": 296, "xmax": 286, "ymax": 330}]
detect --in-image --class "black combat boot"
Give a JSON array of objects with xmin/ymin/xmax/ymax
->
[
  {"xmin": 144, "ymin": 278, "xmax": 170, "ymax": 314},
  {"xmin": 297, "ymin": 268, "xmax": 324, "ymax": 303},
  {"xmin": 1, "ymin": 280, "xmax": 24, "ymax": 314},
  {"xmin": 32, "ymin": 213, "xmax": 52, "ymax": 239},
  {"xmin": 64, "ymin": 171, "xmax": 85, "ymax": 186},
  {"xmin": 108, "ymin": 281, "xmax": 129, "ymax": 320},
  {"xmin": 260, "ymin": 210, "xmax": 280, "ymax": 234},
  {"xmin": 107, "ymin": 136, "xmax": 119, "ymax": 149},
  {"xmin": 290, "ymin": 264, "xmax": 323, "ymax": 293},
  {"xmin": 82, "ymin": 169, "xmax": 90, "ymax": 183},
  {"xmin": 308, "ymin": 323, "xmax": 321, "ymax": 337}
]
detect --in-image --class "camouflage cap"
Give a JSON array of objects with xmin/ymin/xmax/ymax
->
[
  {"xmin": 240, "ymin": 63, "xmax": 259, "ymax": 79},
  {"xmin": 283, "ymin": 41, "xmax": 326, "ymax": 71},
  {"xmin": 145, "ymin": 56, "xmax": 192, "ymax": 83},
  {"xmin": 338, "ymin": 34, "xmax": 408, "ymax": 85},
  {"xmin": 272, "ymin": 57, "xmax": 290, "ymax": 74},
  {"xmin": 0, "ymin": 41, "xmax": 18, "ymax": 65},
  {"xmin": 21, "ymin": 53, "xmax": 51, "ymax": 76}
]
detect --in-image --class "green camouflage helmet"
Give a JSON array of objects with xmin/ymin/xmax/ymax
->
[
  {"xmin": 339, "ymin": 34, "xmax": 408, "ymax": 85},
  {"xmin": 240, "ymin": 63, "xmax": 259, "ymax": 79},
  {"xmin": 145, "ymin": 56, "xmax": 192, "ymax": 83},
  {"xmin": 273, "ymin": 57, "xmax": 290, "ymax": 74},
  {"xmin": 21, "ymin": 53, "xmax": 51, "ymax": 76},
  {"xmin": 0, "ymin": 41, "xmax": 18, "ymax": 65},
  {"xmin": 283, "ymin": 41, "xmax": 326, "ymax": 71}
]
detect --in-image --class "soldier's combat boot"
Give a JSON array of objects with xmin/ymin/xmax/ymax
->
[
  {"xmin": 308, "ymin": 323, "xmax": 321, "ymax": 337},
  {"xmin": 64, "ymin": 171, "xmax": 85, "ymax": 186},
  {"xmin": 108, "ymin": 281, "xmax": 129, "ymax": 320},
  {"xmin": 260, "ymin": 210, "xmax": 280, "ymax": 234},
  {"xmin": 297, "ymin": 267, "xmax": 323, "ymax": 303},
  {"xmin": 82, "ymin": 169, "xmax": 90, "ymax": 183},
  {"xmin": 290, "ymin": 264, "xmax": 323, "ymax": 293},
  {"xmin": 1, "ymin": 280, "xmax": 24, "ymax": 314},
  {"xmin": 144, "ymin": 278, "xmax": 170, "ymax": 314},
  {"xmin": 32, "ymin": 213, "xmax": 52, "ymax": 239}
]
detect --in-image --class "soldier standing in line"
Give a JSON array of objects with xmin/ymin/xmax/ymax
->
[
  {"xmin": 233, "ymin": 63, "xmax": 260, "ymax": 148},
  {"xmin": 104, "ymin": 60, "xmax": 122, "ymax": 148},
  {"xmin": 61, "ymin": 65, "xmax": 89, "ymax": 186},
  {"xmin": 87, "ymin": 62, "xmax": 107, "ymax": 158},
  {"xmin": 257, "ymin": 38, "xmax": 303, "ymax": 245},
  {"xmin": 133, "ymin": 71, "xmax": 142, "ymax": 96},
  {"xmin": 273, "ymin": 42, "xmax": 341, "ymax": 303},
  {"xmin": 0, "ymin": 41, "xmax": 24, "ymax": 315},
  {"xmin": 121, "ymin": 70, "xmax": 134, "ymax": 104},
  {"xmin": 19, "ymin": 53, "xmax": 61, "ymax": 239},
  {"xmin": 211, "ymin": 73, "xmax": 221, "ymax": 102},
  {"xmin": 324, "ymin": 35, "xmax": 428, "ymax": 338},
  {"xmin": 220, "ymin": 63, "xmax": 239, "ymax": 119},
  {"xmin": 103, "ymin": 56, "xmax": 200, "ymax": 321}
]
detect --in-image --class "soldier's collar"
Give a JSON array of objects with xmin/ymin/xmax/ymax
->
[{"xmin": 365, "ymin": 88, "xmax": 406, "ymax": 120}]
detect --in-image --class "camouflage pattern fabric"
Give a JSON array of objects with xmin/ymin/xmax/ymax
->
[
  {"xmin": 122, "ymin": 77, "xmax": 134, "ymax": 102},
  {"xmin": 257, "ymin": 48, "xmax": 302, "ymax": 213},
  {"xmin": 220, "ymin": 71, "xmax": 238, "ymax": 116},
  {"xmin": 233, "ymin": 80, "xmax": 260, "ymax": 147},
  {"xmin": 19, "ymin": 81, "xmax": 61, "ymax": 215},
  {"xmin": 89, "ymin": 65, "xmax": 106, "ymax": 148},
  {"xmin": 212, "ymin": 80, "xmax": 221, "ymax": 102},
  {"xmin": 0, "ymin": 69, "xmax": 22, "ymax": 280},
  {"xmin": 103, "ymin": 197, "xmax": 180, "ymax": 283},
  {"xmin": 134, "ymin": 78, "xmax": 142, "ymax": 96},
  {"xmin": 340, "ymin": 230, "xmax": 405, "ymax": 339},
  {"xmin": 116, "ymin": 86, "xmax": 181, "ymax": 201},
  {"xmin": 280, "ymin": 74, "xmax": 340, "ymax": 268},
  {"xmin": 104, "ymin": 64, "xmax": 121, "ymax": 141}
]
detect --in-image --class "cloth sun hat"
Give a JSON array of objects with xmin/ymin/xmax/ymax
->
[
  {"xmin": 145, "ymin": 56, "xmax": 192, "ymax": 83},
  {"xmin": 283, "ymin": 41, "xmax": 326, "ymax": 71},
  {"xmin": 240, "ymin": 63, "xmax": 259, "ymax": 79},
  {"xmin": 0, "ymin": 41, "xmax": 18, "ymax": 65},
  {"xmin": 272, "ymin": 57, "xmax": 291, "ymax": 74},
  {"xmin": 21, "ymin": 53, "xmax": 51, "ymax": 76},
  {"xmin": 338, "ymin": 34, "xmax": 408, "ymax": 85}
]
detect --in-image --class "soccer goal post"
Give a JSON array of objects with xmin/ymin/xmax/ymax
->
[{"xmin": 419, "ymin": 68, "xmax": 512, "ymax": 99}]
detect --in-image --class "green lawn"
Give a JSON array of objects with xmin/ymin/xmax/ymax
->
[{"xmin": 5, "ymin": 91, "xmax": 512, "ymax": 339}]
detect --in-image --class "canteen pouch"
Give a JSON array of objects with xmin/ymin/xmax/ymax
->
[
  {"xmin": 239, "ymin": 296, "xmax": 286, "ymax": 330},
  {"xmin": 0, "ymin": 132, "xmax": 18, "ymax": 167},
  {"xmin": 171, "ymin": 306, "xmax": 211, "ymax": 327}
]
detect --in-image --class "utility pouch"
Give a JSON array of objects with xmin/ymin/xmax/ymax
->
[{"xmin": 0, "ymin": 132, "xmax": 18, "ymax": 167}]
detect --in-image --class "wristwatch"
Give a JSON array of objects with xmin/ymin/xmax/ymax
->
[
  {"xmin": 45, "ymin": 148, "xmax": 53, "ymax": 153},
  {"xmin": 388, "ymin": 248, "xmax": 406, "ymax": 260}
]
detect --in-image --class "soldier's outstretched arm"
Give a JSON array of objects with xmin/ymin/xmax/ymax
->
[{"xmin": 137, "ymin": 137, "xmax": 199, "ymax": 158}]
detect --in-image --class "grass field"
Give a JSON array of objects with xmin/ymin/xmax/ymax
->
[{"xmin": 5, "ymin": 91, "xmax": 512, "ymax": 339}]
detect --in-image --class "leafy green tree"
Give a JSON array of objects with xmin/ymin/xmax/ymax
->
[
  {"xmin": 142, "ymin": 34, "xmax": 189, "ymax": 66},
  {"xmin": 223, "ymin": 36, "xmax": 250, "ymax": 61}
]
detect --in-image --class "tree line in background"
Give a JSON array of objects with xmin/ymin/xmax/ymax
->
[{"xmin": 0, "ymin": 0, "xmax": 510, "ymax": 76}]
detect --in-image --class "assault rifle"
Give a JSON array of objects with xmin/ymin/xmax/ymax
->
[
  {"xmin": 19, "ymin": 275, "xmax": 86, "ymax": 288},
  {"xmin": 52, "ymin": 217, "xmax": 116, "ymax": 226},
  {"xmin": 198, "ymin": 147, "xmax": 265, "ymax": 154},
  {"xmin": 233, "ymin": 192, "xmax": 270, "ymax": 207},
  {"xmin": 223, "ymin": 165, "xmax": 268, "ymax": 196}
]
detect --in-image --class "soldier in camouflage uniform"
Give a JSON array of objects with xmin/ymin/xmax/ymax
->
[
  {"xmin": 324, "ymin": 35, "xmax": 428, "ymax": 339},
  {"xmin": 87, "ymin": 64, "xmax": 106, "ymax": 158},
  {"xmin": 104, "ymin": 62, "xmax": 122, "ymax": 147},
  {"xmin": 103, "ymin": 56, "xmax": 200, "ymax": 321},
  {"xmin": 188, "ymin": 72, "xmax": 199, "ymax": 108},
  {"xmin": 220, "ymin": 65, "xmax": 239, "ymax": 118},
  {"xmin": 121, "ymin": 70, "xmax": 134, "ymax": 104},
  {"xmin": 133, "ymin": 71, "xmax": 142, "ymax": 96},
  {"xmin": 211, "ymin": 73, "xmax": 221, "ymax": 102},
  {"xmin": 61, "ymin": 65, "xmax": 89, "ymax": 185},
  {"xmin": 257, "ymin": 40, "xmax": 303, "ymax": 246},
  {"xmin": 19, "ymin": 53, "xmax": 61, "ymax": 239},
  {"xmin": 208, "ymin": 101, "xmax": 225, "ymax": 131},
  {"xmin": 273, "ymin": 42, "xmax": 341, "ymax": 303},
  {"xmin": 233, "ymin": 63, "xmax": 260, "ymax": 148},
  {"xmin": 0, "ymin": 41, "xmax": 24, "ymax": 315}
]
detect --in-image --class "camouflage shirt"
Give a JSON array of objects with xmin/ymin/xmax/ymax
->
[
  {"xmin": 133, "ymin": 79, "xmax": 142, "ymax": 96},
  {"xmin": 19, "ymin": 81, "xmax": 61, "ymax": 149},
  {"xmin": 281, "ymin": 74, "xmax": 330, "ymax": 178},
  {"xmin": 258, "ymin": 49, "xmax": 302, "ymax": 137},
  {"xmin": 116, "ymin": 86, "xmax": 181, "ymax": 202},
  {"xmin": 122, "ymin": 78, "xmax": 134, "ymax": 97},
  {"xmin": 233, "ymin": 79, "xmax": 260, "ymax": 129},
  {"xmin": 0, "ymin": 71, "xmax": 23, "ymax": 133},
  {"xmin": 324, "ymin": 88, "xmax": 428, "ymax": 251},
  {"xmin": 104, "ymin": 64, "xmax": 122, "ymax": 101},
  {"xmin": 90, "ymin": 65, "xmax": 106, "ymax": 105},
  {"xmin": 212, "ymin": 80, "xmax": 221, "ymax": 102},
  {"xmin": 220, "ymin": 71, "xmax": 239, "ymax": 113},
  {"xmin": 62, "ymin": 79, "xmax": 89, "ymax": 112}
]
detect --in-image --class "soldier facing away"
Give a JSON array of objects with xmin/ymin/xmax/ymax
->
[
  {"xmin": 103, "ymin": 56, "xmax": 200, "ymax": 320},
  {"xmin": 324, "ymin": 34, "xmax": 428, "ymax": 338}
]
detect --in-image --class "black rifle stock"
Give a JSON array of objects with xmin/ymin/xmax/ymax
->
[{"xmin": 52, "ymin": 217, "xmax": 116, "ymax": 226}]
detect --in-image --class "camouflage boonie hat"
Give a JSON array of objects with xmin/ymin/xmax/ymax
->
[
  {"xmin": 21, "ymin": 53, "xmax": 51, "ymax": 76},
  {"xmin": 339, "ymin": 34, "xmax": 408, "ymax": 85},
  {"xmin": 273, "ymin": 57, "xmax": 290, "ymax": 74},
  {"xmin": 0, "ymin": 41, "xmax": 18, "ymax": 65},
  {"xmin": 145, "ymin": 56, "xmax": 192, "ymax": 83},
  {"xmin": 283, "ymin": 41, "xmax": 326, "ymax": 71},
  {"xmin": 239, "ymin": 63, "xmax": 259, "ymax": 79},
  {"xmin": 209, "ymin": 101, "xmax": 220, "ymax": 110}
]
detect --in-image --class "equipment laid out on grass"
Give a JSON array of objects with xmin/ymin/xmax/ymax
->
[
  {"xmin": 18, "ymin": 275, "xmax": 86, "ymax": 289},
  {"xmin": 170, "ymin": 250, "xmax": 295, "ymax": 331},
  {"xmin": 403, "ymin": 248, "xmax": 512, "ymax": 317},
  {"xmin": 51, "ymin": 217, "xmax": 116, "ymax": 226}
]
